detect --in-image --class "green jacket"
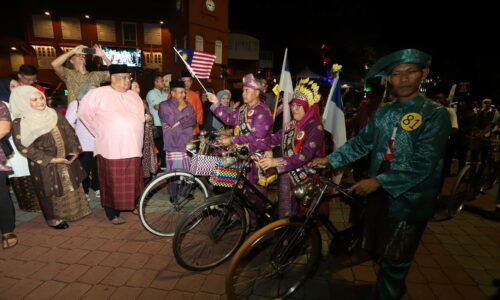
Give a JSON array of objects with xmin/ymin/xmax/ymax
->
[{"xmin": 328, "ymin": 95, "xmax": 451, "ymax": 221}]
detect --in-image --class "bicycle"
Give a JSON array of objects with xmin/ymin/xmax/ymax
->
[
  {"xmin": 172, "ymin": 146, "xmax": 278, "ymax": 271},
  {"xmin": 445, "ymin": 136, "xmax": 499, "ymax": 218},
  {"xmin": 225, "ymin": 176, "xmax": 359, "ymax": 299},
  {"xmin": 138, "ymin": 131, "xmax": 221, "ymax": 237}
]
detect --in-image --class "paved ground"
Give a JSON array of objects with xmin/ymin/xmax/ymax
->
[{"xmin": 1, "ymin": 173, "xmax": 499, "ymax": 299}]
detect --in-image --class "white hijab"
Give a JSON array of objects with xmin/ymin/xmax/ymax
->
[{"xmin": 9, "ymin": 86, "xmax": 58, "ymax": 147}]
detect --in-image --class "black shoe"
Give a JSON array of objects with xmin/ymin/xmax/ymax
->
[{"xmin": 50, "ymin": 221, "xmax": 69, "ymax": 230}]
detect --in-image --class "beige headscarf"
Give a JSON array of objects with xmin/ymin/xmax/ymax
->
[{"xmin": 9, "ymin": 85, "xmax": 58, "ymax": 147}]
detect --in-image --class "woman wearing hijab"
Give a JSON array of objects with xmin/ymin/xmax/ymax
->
[
  {"xmin": 257, "ymin": 78, "xmax": 325, "ymax": 218},
  {"xmin": 211, "ymin": 89, "xmax": 233, "ymax": 130},
  {"xmin": 10, "ymin": 86, "xmax": 91, "ymax": 229}
]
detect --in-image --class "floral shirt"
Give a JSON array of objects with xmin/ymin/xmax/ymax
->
[
  {"xmin": 0, "ymin": 101, "xmax": 12, "ymax": 170},
  {"xmin": 62, "ymin": 67, "xmax": 108, "ymax": 102}
]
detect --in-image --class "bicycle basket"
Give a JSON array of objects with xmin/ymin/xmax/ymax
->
[
  {"xmin": 209, "ymin": 160, "xmax": 242, "ymax": 188},
  {"xmin": 190, "ymin": 154, "xmax": 220, "ymax": 176}
]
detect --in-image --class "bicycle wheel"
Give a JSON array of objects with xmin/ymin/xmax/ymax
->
[
  {"xmin": 173, "ymin": 195, "xmax": 248, "ymax": 271},
  {"xmin": 447, "ymin": 165, "xmax": 475, "ymax": 217},
  {"xmin": 479, "ymin": 158, "xmax": 496, "ymax": 192},
  {"xmin": 226, "ymin": 218, "xmax": 322, "ymax": 300},
  {"xmin": 139, "ymin": 171, "xmax": 210, "ymax": 237}
]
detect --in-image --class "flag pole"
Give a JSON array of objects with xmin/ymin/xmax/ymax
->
[
  {"xmin": 273, "ymin": 48, "xmax": 288, "ymax": 121},
  {"xmin": 173, "ymin": 47, "xmax": 209, "ymax": 94}
]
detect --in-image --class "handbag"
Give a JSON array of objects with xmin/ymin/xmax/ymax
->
[
  {"xmin": 0, "ymin": 138, "xmax": 14, "ymax": 157},
  {"xmin": 190, "ymin": 154, "xmax": 219, "ymax": 176},
  {"xmin": 209, "ymin": 160, "xmax": 242, "ymax": 188}
]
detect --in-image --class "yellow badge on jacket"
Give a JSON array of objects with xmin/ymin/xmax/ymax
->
[{"xmin": 400, "ymin": 113, "xmax": 423, "ymax": 131}]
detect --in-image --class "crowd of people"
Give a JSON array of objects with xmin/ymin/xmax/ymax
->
[{"xmin": 0, "ymin": 46, "xmax": 498, "ymax": 299}]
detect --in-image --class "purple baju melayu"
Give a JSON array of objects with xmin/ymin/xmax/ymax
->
[
  {"xmin": 159, "ymin": 98, "xmax": 196, "ymax": 198},
  {"xmin": 211, "ymin": 101, "xmax": 273, "ymax": 212},
  {"xmin": 269, "ymin": 118, "xmax": 325, "ymax": 217}
]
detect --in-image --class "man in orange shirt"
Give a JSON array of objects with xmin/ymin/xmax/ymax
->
[{"xmin": 180, "ymin": 70, "xmax": 203, "ymax": 135}]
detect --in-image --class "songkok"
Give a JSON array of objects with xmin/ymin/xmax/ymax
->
[
  {"xmin": 109, "ymin": 64, "xmax": 128, "ymax": 75},
  {"xmin": 169, "ymin": 80, "xmax": 185, "ymax": 90},
  {"xmin": 365, "ymin": 49, "xmax": 431, "ymax": 80},
  {"xmin": 242, "ymin": 73, "xmax": 263, "ymax": 92},
  {"xmin": 180, "ymin": 69, "xmax": 192, "ymax": 78}
]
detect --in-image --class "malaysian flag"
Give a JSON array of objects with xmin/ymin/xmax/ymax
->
[{"xmin": 177, "ymin": 48, "xmax": 216, "ymax": 79}]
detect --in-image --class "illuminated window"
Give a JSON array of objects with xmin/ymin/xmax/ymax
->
[
  {"xmin": 215, "ymin": 40, "xmax": 222, "ymax": 64},
  {"xmin": 61, "ymin": 47, "xmax": 75, "ymax": 53},
  {"xmin": 33, "ymin": 45, "xmax": 56, "ymax": 69},
  {"xmin": 195, "ymin": 35, "xmax": 203, "ymax": 51},
  {"xmin": 144, "ymin": 51, "xmax": 163, "ymax": 71}
]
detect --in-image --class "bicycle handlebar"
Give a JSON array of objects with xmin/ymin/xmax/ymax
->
[{"xmin": 317, "ymin": 176, "xmax": 354, "ymax": 201}]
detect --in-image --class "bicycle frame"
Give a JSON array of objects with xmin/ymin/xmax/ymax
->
[
  {"xmin": 223, "ymin": 153, "xmax": 276, "ymax": 224},
  {"xmin": 286, "ymin": 177, "xmax": 359, "ymax": 250}
]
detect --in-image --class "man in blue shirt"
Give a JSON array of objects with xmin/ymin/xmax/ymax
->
[{"xmin": 146, "ymin": 75, "xmax": 168, "ymax": 169}]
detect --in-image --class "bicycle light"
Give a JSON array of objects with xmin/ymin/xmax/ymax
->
[
  {"xmin": 221, "ymin": 156, "xmax": 237, "ymax": 168},
  {"xmin": 294, "ymin": 178, "xmax": 315, "ymax": 207}
]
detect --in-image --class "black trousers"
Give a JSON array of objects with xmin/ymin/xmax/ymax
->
[
  {"xmin": 79, "ymin": 152, "xmax": 99, "ymax": 193},
  {"xmin": 0, "ymin": 172, "xmax": 15, "ymax": 234},
  {"xmin": 104, "ymin": 206, "xmax": 120, "ymax": 220},
  {"xmin": 154, "ymin": 126, "xmax": 165, "ymax": 169}
]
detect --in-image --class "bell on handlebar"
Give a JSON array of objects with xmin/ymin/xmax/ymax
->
[
  {"xmin": 293, "ymin": 178, "xmax": 315, "ymax": 207},
  {"xmin": 221, "ymin": 156, "xmax": 237, "ymax": 168}
]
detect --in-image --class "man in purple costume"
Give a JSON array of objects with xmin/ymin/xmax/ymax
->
[{"xmin": 207, "ymin": 74, "xmax": 273, "ymax": 216}]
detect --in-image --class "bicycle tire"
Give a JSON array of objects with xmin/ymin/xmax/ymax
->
[
  {"xmin": 447, "ymin": 165, "xmax": 474, "ymax": 217},
  {"xmin": 226, "ymin": 218, "xmax": 322, "ymax": 300},
  {"xmin": 479, "ymin": 158, "xmax": 496, "ymax": 192},
  {"xmin": 173, "ymin": 195, "xmax": 248, "ymax": 271},
  {"xmin": 138, "ymin": 171, "xmax": 210, "ymax": 237}
]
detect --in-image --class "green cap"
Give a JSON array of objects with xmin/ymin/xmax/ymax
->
[{"xmin": 365, "ymin": 49, "xmax": 431, "ymax": 80}]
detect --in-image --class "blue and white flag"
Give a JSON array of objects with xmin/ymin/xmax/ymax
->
[
  {"xmin": 322, "ymin": 75, "xmax": 346, "ymax": 150},
  {"xmin": 322, "ymin": 74, "xmax": 346, "ymax": 184}
]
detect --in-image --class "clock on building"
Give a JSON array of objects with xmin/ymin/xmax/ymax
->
[{"xmin": 205, "ymin": 0, "xmax": 215, "ymax": 12}]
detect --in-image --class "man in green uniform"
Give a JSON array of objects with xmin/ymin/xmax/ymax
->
[{"xmin": 311, "ymin": 49, "xmax": 451, "ymax": 299}]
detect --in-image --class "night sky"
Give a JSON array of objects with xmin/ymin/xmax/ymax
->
[
  {"xmin": 230, "ymin": 0, "xmax": 499, "ymax": 100},
  {"xmin": 2, "ymin": 0, "xmax": 498, "ymax": 100}
]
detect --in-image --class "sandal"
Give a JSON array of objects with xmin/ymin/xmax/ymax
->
[
  {"xmin": 111, "ymin": 217, "xmax": 126, "ymax": 225},
  {"xmin": 2, "ymin": 232, "xmax": 18, "ymax": 249},
  {"xmin": 132, "ymin": 209, "xmax": 139, "ymax": 215}
]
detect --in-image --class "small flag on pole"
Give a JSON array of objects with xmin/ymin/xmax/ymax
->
[
  {"xmin": 322, "ymin": 65, "xmax": 346, "ymax": 150},
  {"xmin": 322, "ymin": 64, "xmax": 346, "ymax": 184},
  {"xmin": 177, "ymin": 48, "xmax": 216, "ymax": 79},
  {"xmin": 277, "ymin": 48, "xmax": 294, "ymax": 127}
]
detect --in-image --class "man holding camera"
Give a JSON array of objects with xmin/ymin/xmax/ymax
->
[{"xmin": 51, "ymin": 44, "xmax": 111, "ymax": 102}]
